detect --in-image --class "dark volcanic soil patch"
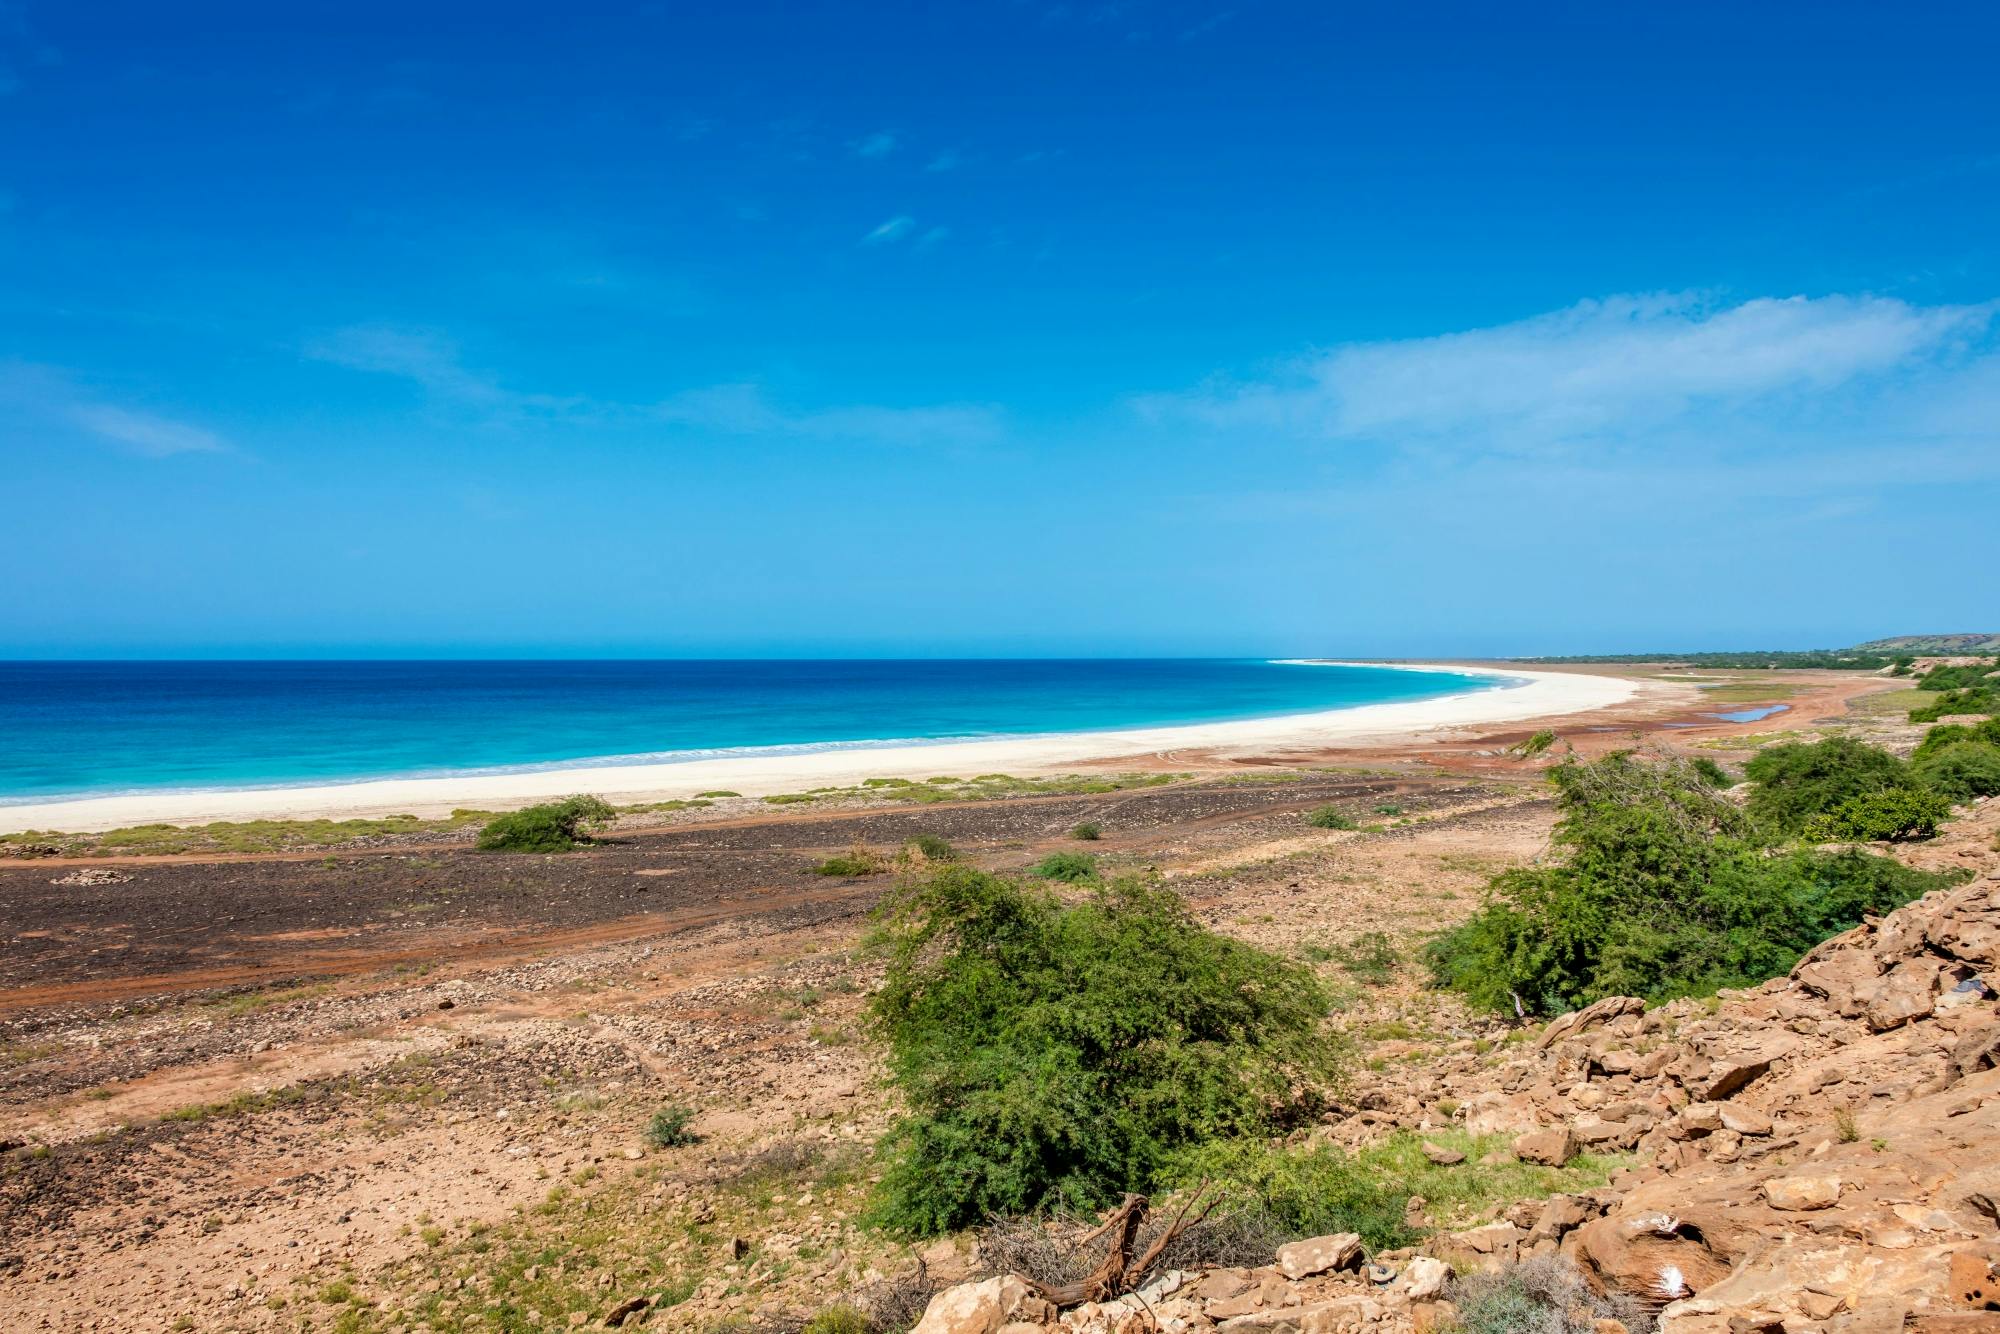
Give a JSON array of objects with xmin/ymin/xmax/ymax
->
[{"xmin": 0, "ymin": 773, "xmax": 1467, "ymax": 1021}]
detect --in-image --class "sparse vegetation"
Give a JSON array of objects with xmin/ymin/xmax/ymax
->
[
  {"xmin": 1743, "ymin": 737, "xmax": 1910, "ymax": 835},
  {"xmin": 1332, "ymin": 931, "xmax": 1401, "ymax": 986},
  {"xmin": 475, "ymin": 795, "xmax": 617, "ymax": 853},
  {"xmin": 1510, "ymin": 730, "xmax": 1557, "ymax": 759},
  {"xmin": 865, "ymin": 866, "xmax": 1344, "ymax": 1233},
  {"xmin": 1, "ymin": 810, "xmax": 494, "ymax": 858},
  {"xmin": 644, "ymin": 1105, "xmax": 700, "ymax": 1149},
  {"xmin": 902, "ymin": 833, "xmax": 960, "ymax": 863},
  {"xmin": 1030, "ymin": 850, "xmax": 1099, "ymax": 882},
  {"xmin": 760, "ymin": 772, "xmax": 1184, "ymax": 807},
  {"xmin": 1070, "ymin": 821, "xmax": 1102, "ymax": 841},
  {"xmin": 1304, "ymin": 804, "xmax": 1357, "ymax": 830},
  {"xmin": 813, "ymin": 842, "xmax": 889, "ymax": 877},
  {"xmin": 1170, "ymin": 1129, "xmax": 1623, "ymax": 1251},
  {"xmin": 1805, "ymin": 786, "xmax": 1955, "ymax": 843},
  {"xmin": 1426, "ymin": 749, "xmax": 1964, "ymax": 1015},
  {"xmin": 1444, "ymin": 1255, "xmax": 1649, "ymax": 1334}
]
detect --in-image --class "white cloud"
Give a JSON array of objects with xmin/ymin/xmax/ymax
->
[
  {"xmin": 304, "ymin": 325, "xmax": 579, "ymax": 419},
  {"xmin": 851, "ymin": 130, "xmax": 897, "ymax": 158},
  {"xmin": 862, "ymin": 214, "xmax": 916, "ymax": 245},
  {"xmin": 0, "ymin": 361, "xmax": 231, "ymax": 458},
  {"xmin": 308, "ymin": 328, "xmax": 1002, "ymax": 449},
  {"xmin": 70, "ymin": 404, "xmax": 227, "ymax": 457},
  {"xmin": 1145, "ymin": 293, "xmax": 1995, "ymax": 454},
  {"xmin": 926, "ymin": 149, "xmax": 961, "ymax": 172},
  {"xmin": 650, "ymin": 383, "xmax": 1002, "ymax": 448}
]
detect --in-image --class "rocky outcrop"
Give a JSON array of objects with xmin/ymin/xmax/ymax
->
[{"xmin": 921, "ymin": 868, "xmax": 2000, "ymax": 1334}]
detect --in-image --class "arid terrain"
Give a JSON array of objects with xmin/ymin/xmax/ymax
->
[{"xmin": 5, "ymin": 666, "xmax": 1991, "ymax": 1333}]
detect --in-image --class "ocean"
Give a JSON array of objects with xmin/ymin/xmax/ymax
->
[{"xmin": 0, "ymin": 659, "xmax": 1500, "ymax": 804}]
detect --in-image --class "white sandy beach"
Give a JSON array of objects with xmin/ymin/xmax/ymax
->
[{"xmin": 0, "ymin": 664, "xmax": 1644, "ymax": 834}]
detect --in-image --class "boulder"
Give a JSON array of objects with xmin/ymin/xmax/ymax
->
[
  {"xmin": 913, "ymin": 1276, "xmax": 1038, "ymax": 1334},
  {"xmin": 1759, "ymin": 1174, "xmax": 1841, "ymax": 1212},
  {"xmin": 1397, "ymin": 1256, "xmax": 1450, "ymax": 1302},
  {"xmin": 1513, "ymin": 1127, "xmax": 1577, "ymax": 1166},
  {"xmin": 1274, "ymin": 1233, "xmax": 1362, "ymax": 1279},
  {"xmin": 1421, "ymin": 1142, "xmax": 1465, "ymax": 1166},
  {"xmin": 1538, "ymin": 997, "xmax": 1648, "ymax": 1051}
]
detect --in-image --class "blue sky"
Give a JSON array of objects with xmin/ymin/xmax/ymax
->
[{"xmin": 3, "ymin": 1, "xmax": 1998, "ymax": 657}]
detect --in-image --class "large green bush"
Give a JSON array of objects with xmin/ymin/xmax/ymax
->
[
  {"xmin": 1916, "ymin": 660, "xmax": 1998, "ymax": 692},
  {"xmin": 866, "ymin": 867, "xmax": 1343, "ymax": 1234},
  {"xmin": 1912, "ymin": 718, "xmax": 2000, "ymax": 763},
  {"xmin": 1911, "ymin": 687, "xmax": 2000, "ymax": 723},
  {"xmin": 475, "ymin": 795, "xmax": 616, "ymax": 852},
  {"xmin": 1743, "ymin": 737, "xmax": 1909, "ymax": 834},
  {"xmin": 1804, "ymin": 787, "xmax": 1954, "ymax": 843},
  {"xmin": 1425, "ymin": 751, "xmax": 1960, "ymax": 1016},
  {"xmin": 1912, "ymin": 741, "xmax": 2000, "ymax": 803}
]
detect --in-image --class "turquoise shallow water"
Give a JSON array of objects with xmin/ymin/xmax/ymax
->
[{"xmin": 0, "ymin": 659, "xmax": 1504, "ymax": 803}]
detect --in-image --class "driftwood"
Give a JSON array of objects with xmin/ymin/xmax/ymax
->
[{"xmin": 1025, "ymin": 1185, "xmax": 1219, "ymax": 1308}]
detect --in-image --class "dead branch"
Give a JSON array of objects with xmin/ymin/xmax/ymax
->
[{"xmin": 1024, "ymin": 1185, "xmax": 1217, "ymax": 1309}]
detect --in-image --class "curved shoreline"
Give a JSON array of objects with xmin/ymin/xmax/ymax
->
[{"xmin": 0, "ymin": 664, "xmax": 1638, "ymax": 833}]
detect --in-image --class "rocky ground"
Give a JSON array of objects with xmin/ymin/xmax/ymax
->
[{"xmin": 5, "ymin": 667, "xmax": 1992, "ymax": 1334}]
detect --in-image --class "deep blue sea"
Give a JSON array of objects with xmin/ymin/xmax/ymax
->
[{"xmin": 0, "ymin": 659, "xmax": 1501, "ymax": 804}]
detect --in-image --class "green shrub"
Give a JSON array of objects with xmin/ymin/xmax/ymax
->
[
  {"xmin": 800, "ymin": 1306, "xmax": 871, "ymax": 1334},
  {"xmin": 1916, "ymin": 660, "xmax": 1998, "ymax": 692},
  {"xmin": 1304, "ymin": 805, "xmax": 1357, "ymax": 830},
  {"xmin": 1913, "ymin": 740, "xmax": 2000, "ymax": 802},
  {"xmin": 1373, "ymin": 802, "xmax": 1405, "ymax": 816},
  {"xmin": 1912, "ymin": 718, "xmax": 2000, "ymax": 762},
  {"xmin": 1030, "ymin": 851, "xmax": 1099, "ymax": 882},
  {"xmin": 1070, "ymin": 822, "xmax": 1103, "ymax": 841},
  {"xmin": 1333, "ymin": 931, "xmax": 1400, "ymax": 986},
  {"xmin": 644, "ymin": 1105, "xmax": 700, "ymax": 1148},
  {"xmin": 696, "ymin": 790, "xmax": 742, "ymax": 798},
  {"xmin": 902, "ymin": 834, "xmax": 960, "ymax": 863},
  {"xmin": 814, "ymin": 843, "xmax": 887, "ymax": 877},
  {"xmin": 1805, "ymin": 787, "xmax": 1954, "ymax": 843},
  {"xmin": 1168, "ymin": 1130, "xmax": 1621, "ymax": 1252},
  {"xmin": 1911, "ymin": 687, "xmax": 2000, "ymax": 723},
  {"xmin": 475, "ymin": 795, "xmax": 617, "ymax": 853},
  {"xmin": 1691, "ymin": 756, "xmax": 1732, "ymax": 788},
  {"xmin": 1743, "ymin": 737, "xmax": 1909, "ymax": 834},
  {"xmin": 1511, "ymin": 730, "xmax": 1558, "ymax": 759},
  {"xmin": 1425, "ymin": 751, "xmax": 1961, "ymax": 1015},
  {"xmin": 866, "ymin": 868, "xmax": 1343, "ymax": 1234}
]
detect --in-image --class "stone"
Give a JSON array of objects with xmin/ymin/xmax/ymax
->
[
  {"xmin": 1761, "ymin": 1174, "xmax": 1841, "ymax": 1211},
  {"xmin": 1421, "ymin": 1142, "xmax": 1465, "ymax": 1165},
  {"xmin": 1275, "ymin": 1233, "xmax": 1362, "ymax": 1279},
  {"xmin": 1398, "ymin": 1257, "xmax": 1450, "ymax": 1302},
  {"xmin": 1451, "ymin": 1222, "xmax": 1522, "ymax": 1256},
  {"xmin": 1513, "ymin": 1127, "xmax": 1577, "ymax": 1166},
  {"xmin": 1716, "ymin": 1104, "xmax": 1772, "ymax": 1137},
  {"xmin": 912, "ymin": 1276, "xmax": 1036, "ymax": 1334}
]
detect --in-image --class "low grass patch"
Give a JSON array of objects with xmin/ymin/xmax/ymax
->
[
  {"xmin": 1171, "ymin": 1128, "xmax": 1625, "ymax": 1250},
  {"xmin": 1029, "ymin": 851, "xmax": 1098, "ymax": 882},
  {"xmin": 2, "ymin": 811, "xmax": 493, "ymax": 858},
  {"xmin": 761, "ymin": 772, "xmax": 1186, "ymax": 808}
]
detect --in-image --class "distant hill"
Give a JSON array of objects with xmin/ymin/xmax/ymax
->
[{"xmin": 1850, "ymin": 634, "xmax": 2000, "ymax": 654}]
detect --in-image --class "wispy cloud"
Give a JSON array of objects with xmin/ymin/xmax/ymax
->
[
  {"xmin": 1141, "ymin": 293, "xmax": 1997, "ymax": 456},
  {"xmin": 926, "ymin": 149, "xmax": 961, "ymax": 172},
  {"xmin": 652, "ymin": 383, "xmax": 1003, "ymax": 448},
  {"xmin": 0, "ymin": 361, "xmax": 231, "ymax": 458},
  {"xmin": 862, "ymin": 214, "xmax": 916, "ymax": 245},
  {"xmin": 851, "ymin": 130, "xmax": 898, "ymax": 159},
  {"xmin": 916, "ymin": 225, "xmax": 950, "ymax": 250},
  {"xmin": 70, "ymin": 404, "xmax": 227, "ymax": 457},
  {"xmin": 304, "ymin": 325, "xmax": 581, "ymax": 420},
  {"xmin": 309, "ymin": 326, "xmax": 1003, "ymax": 449}
]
